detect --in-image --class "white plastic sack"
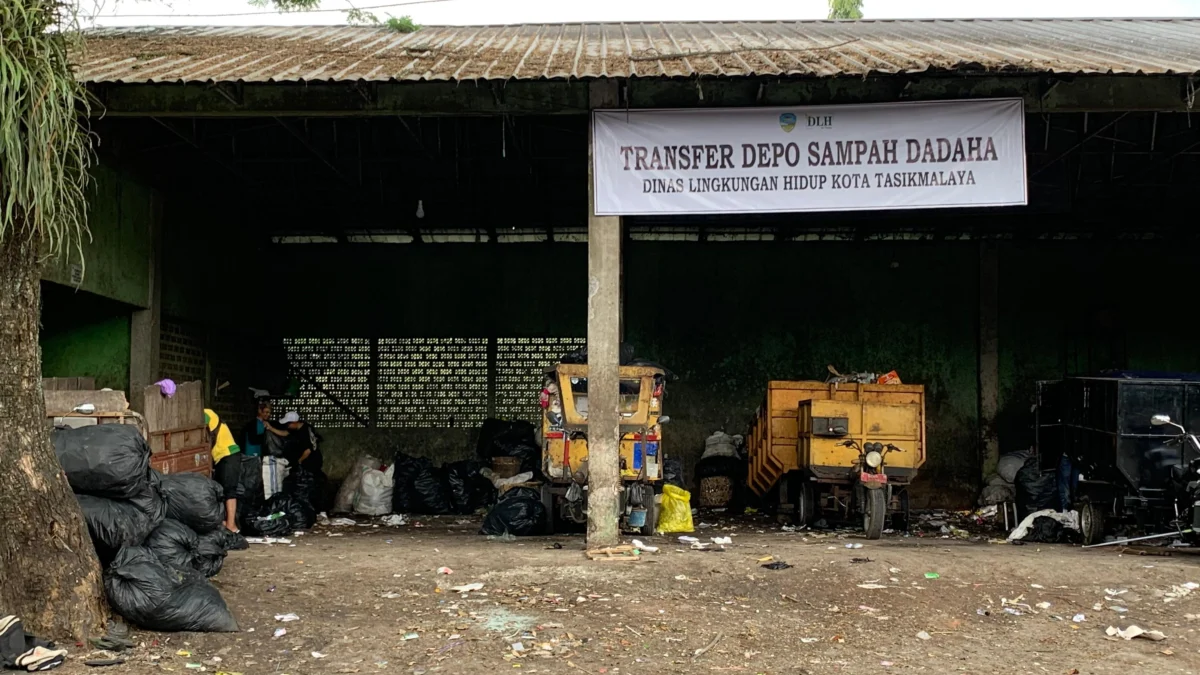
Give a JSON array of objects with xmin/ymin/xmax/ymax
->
[
  {"xmin": 354, "ymin": 464, "xmax": 395, "ymax": 516},
  {"xmin": 1007, "ymin": 508, "xmax": 1079, "ymax": 542},
  {"xmin": 998, "ymin": 450, "xmax": 1032, "ymax": 484},
  {"xmin": 701, "ymin": 432, "xmax": 738, "ymax": 460},
  {"xmin": 262, "ymin": 457, "xmax": 290, "ymax": 500},
  {"xmin": 333, "ymin": 455, "xmax": 382, "ymax": 514}
]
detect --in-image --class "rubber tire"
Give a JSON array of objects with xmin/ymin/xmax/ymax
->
[
  {"xmin": 1080, "ymin": 501, "xmax": 1106, "ymax": 546},
  {"xmin": 891, "ymin": 489, "xmax": 911, "ymax": 532},
  {"xmin": 863, "ymin": 489, "xmax": 886, "ymax": 540},
  {"xmin": 640, "ymin": 484, "xmax": 658, "ymax": 536},
  {"xmin": 796, "ymin": 480, "xmax": 816, "ymax": 527},
  {"xmin": 540, "ymin": 485, "xmax": 556, "ymax": 536}
]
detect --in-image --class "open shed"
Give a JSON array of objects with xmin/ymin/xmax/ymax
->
[{"xmin": 42, "ymin": 18, "xmax": 1200, "ymax": 506}]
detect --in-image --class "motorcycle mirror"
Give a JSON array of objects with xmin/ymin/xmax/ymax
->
[
  {"xmin": 1151, "ymin": 414, "xmax": 1172, "ymax": 426},
  {"xmin": 656, "ymin": 416, "xmax": 671, "ymax": 425}
]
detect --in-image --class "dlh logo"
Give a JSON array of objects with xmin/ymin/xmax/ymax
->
[{"xmin": 807, "ymin": 114, "xmax": 833, "ymax": 129}]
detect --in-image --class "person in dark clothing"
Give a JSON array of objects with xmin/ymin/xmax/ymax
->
[{"xmin": 279, "ymin": 411, "xmax": 323, "ymax": 473}]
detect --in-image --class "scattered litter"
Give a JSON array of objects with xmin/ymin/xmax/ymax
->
[
  {"xmin": 674, "ymin": 575, "xmax": 688, "ymax": 581},
  {"xmin": 1036, "ymin": 602, "xmax": 1052, "ymax": 610},
  {"xmin": 403, "ymin": 633, "xmax": 420, "ymax": 641},
  {"xmin": 1106, "ymin": 625, "xmax": 1166, "ymax": 641},
  {"xmin": 511, "ymin": 643, "xmax": 526, "ymax": 653},
  {"xmin": 761, "ymin": 561, "xmax": 793, "ymax": 570},
  {"xmin": 881, "ymin": 661, "xmax": 894, "ymax": 667},
  {"xmin": 631, "ymin": 539, "xmax": 659, "ymax": 553},
  {"xmin": 712, "ymin": 537, "xmax": 733, "ymax": 545},
  {"xmin": 273, "ymin": 628, "xmax": 287, "ymax": 638},
  {"xmin": 851, "ymin": 557, "xmax": 872, "ymax": 564},
  {"xmin": 1003, "ymin": 608, "xmax": 1023, "ymax": 616},
  {"xmin": 311, "ymin": 652, "xmax": 327, "ymax": 659},
  {"xmin": 1072, "ymin": 614, "xmax": 1086, "ymax": 623},
  {"xmin": 678, "ymin": 536, "xmax": 700, "ymax": 544},
  {"xmin": 888, "ymin": 567, "xmax": 901, "ymax": 574},
  {"xmin": 1030, "ymin": 584, "xmax": 1044, "ymax": 589},
  {"xmin": 757, "ymin": 556, "xmax": 775, "ymax": 563},
  {"xmin": 976, "ymin": 609, "xmax": 990, "ymax": 616},
  {"xmin": 857, "ymin": 584, "xmax": 888, "ymax": 590},
  {"xmin": 245, "ymin": 537, "xmax": 291, "ymax": 545},
  {"xmin": 1110, "ymin": 606, "xmax": 1128, "ymax": 613},
  {"xmin": 845, "ymin": 543, "xmax": 864, "ymax": 549},
  {"xmin": 329, "ymin": 517, "xmax": 356, "ymax": 526},
  {"xmin": 380, "ymin": 592, "xmax": 402, "ymax": 599},
  {"xmin": 799, "ymin": 638, "xmax": 820, "ymax": 644},
  {"xmin": 437, "ymin": 567, "xmax": 453, "ymax": 575},
  {"xmin": 692, "ymin": 633, "xmax": 723, "ymax": 661},
  {"xmin": 923, "ymin": 572, "xmax": 940, "ymax": 580},
  {"xmin": 381, "ymin": 514, "xmax": 407, "ymax": 527},
  {"xmin": 916, "ymin": 631, "xmax": 931, "ymax": 641},
  {"xmin": 451, "ymin": 583, "xmax": 484, "ymax": 593},
  {"xmin": 274, "ymin": 613, "xmax": 300, "ymax": 622},
  {"xmin": 176, "ymin": 651, "xmax": 191, "ymax": 657},
  {"xmin": 185, "ymin": 664, "xmax": 203, "ymax": 670},
  {"xmin": 1105, "ymin": 588, "xmax": 1127, "ymax": 596}
]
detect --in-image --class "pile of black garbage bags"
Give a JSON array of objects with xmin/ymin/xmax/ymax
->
[
  {"xmin": 53, "ymin": 424, "xmax": 245, "ymax": 633},
  {"xmin": 235, "ymin": 460, "xmax": 321, "ymax": 537},
  {"xmin": 382, "ymin": 419, "xmax": 547, "ymax": 536}
]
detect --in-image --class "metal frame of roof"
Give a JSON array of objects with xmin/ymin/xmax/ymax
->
[{"xmin": 77, "ymin": 18, "xmax": 1200, "ymax": 85}]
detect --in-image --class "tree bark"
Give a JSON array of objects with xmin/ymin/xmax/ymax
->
[{"xmin": 0, "ymin": 234, "xmax": 106, "ymax": 641}]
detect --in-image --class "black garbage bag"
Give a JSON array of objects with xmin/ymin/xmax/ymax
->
[
  {"xmin": 194, "ymin": 530, "xmax": 231, "ymax": 578},
  {"xmin": 445, "ymin": 460, "xmax": 494, "ymax": 514},
  {"xmin": 104, "ymin": 546, "xmax": 239, "ymax": 633},
  {"xmin": 77, "ymin": 494, "xmax": 155, "ymax": 564},
  {"xmin": 128, "ymin": 472, "xmax": 167, "ymax": 526},
  {"xmin": 268, "ymin": 492, "xmax": 315, "ymax": 531},
  {"xmin": 159, "ymin": 473, "xmax": 226, "ymax": 534},
  {"xmin": 496, "ymin": 441, "xmax": 541, "ymax": 476},
  {"xmin": 391, "ymin": 452, "xmax": 422, "ymax": 514},
  {"xmin": 1021, "ymin": 516, "xmax": 1067, "ymax": 543},
  {"xmin": 1015, "ymin": 459, "xmax": 1058, "ymax": 518},
  {"xmin": 663, "ymin": 458, "xmax": 685, "ymax": 488},
  {"xmin": 240, "ymin": 498, "xmax": 292, "ymax": 537},
  {"xmin": 282, "ymin": 466, "xmax": 321, "ymax": 528},
  {"xmin": 53, "ymin": 424, "xmax": 151, "ymax": 500},
  {"xmin": 412, "ymin": 458, "xmax": 452, "ymax": 515},
  {"xmin": 145, "ymin": 519, "xmax": 200, "ymax": 573},
  {"xmin": 480, "ymin": 487, "xmax": 545, "ymax": 537},
  {"xmin": 236, "ymin": 456, "xmax": 264, "ymax": 502}
]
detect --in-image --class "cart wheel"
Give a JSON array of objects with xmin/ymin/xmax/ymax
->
[
  {"xmin": 1080, "ymin": 502, "xmax": 1106, "ymax": 546},
  {"xmin": 640, "ymin": 484, "xmax": 658, "ymax": 536},
  {"xmin": 540, "ymin": 485, "xmax": 555, "ymax": 536},
  {"xmin": 796, "ymin": 480, "xmax": 816, "ymax": 527},
  {"xmin": 891, "ymin": 489, "xmax": 911, "ymax": 532},
  {"xmin": 863, "ymin": 489, "xmax": 886, "ymax": 540}
]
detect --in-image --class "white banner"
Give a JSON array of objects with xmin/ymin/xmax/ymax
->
[{"xmin": 592, "ymin": 99, "xmax": 1027, "ymax": 216}]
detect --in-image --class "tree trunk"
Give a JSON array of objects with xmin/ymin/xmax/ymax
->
[{"xmin": 0, "ymin": 234, "xmax": 106, "ymax": 641}]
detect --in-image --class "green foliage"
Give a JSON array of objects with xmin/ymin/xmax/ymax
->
[
  {"xmin": 0, "ymin": 0, "xmax": 92, "ymax": 258},
  {"xmin": 346, "ymin": 8, "xmax": 380, "ymax": 25},
  {"xmin": 828, "ymin": 0, "xmax": 864, "ymax": 19},
  {"xmin": 248, "ymin": 0, "xmax": 323, "ymax": 10},
  {"xmin": 385, "ymin": 15, "xmax": 421, "ymax": 33}
]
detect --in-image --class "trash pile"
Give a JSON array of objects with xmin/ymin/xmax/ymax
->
[
  {"xmin": 335, "ymin": 452, "xmax": 497, "ymax": 518},
  {"xmin": 53, "ymin": 424, "xmax": 243, "ymax": 633},
  {"xmin": 235, "ymin": 457, "xmax": 322, "ymax": 536}
]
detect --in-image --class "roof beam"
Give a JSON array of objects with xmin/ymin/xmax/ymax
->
[{"xmin": 90, "ymin": 75, "xmax": 1196, "ymax": 118}]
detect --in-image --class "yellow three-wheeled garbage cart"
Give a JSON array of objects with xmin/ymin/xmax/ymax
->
[{"xmin": 540, "ymin": 364, "xmax": 669, "ymax": 534}]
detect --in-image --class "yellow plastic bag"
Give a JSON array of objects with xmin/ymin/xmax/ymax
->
[{"xmin": 656, "ymin": 484, "xmax": 694, "ymax": 533}]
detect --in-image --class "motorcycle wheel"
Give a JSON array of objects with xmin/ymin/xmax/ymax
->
[
  {"xmin": 640, "ymin": 483, "xmax": 658, "ymax": 536},
  {"xmin": 863, "ymin": 489, "xmax": 886, "ymax": 540}
]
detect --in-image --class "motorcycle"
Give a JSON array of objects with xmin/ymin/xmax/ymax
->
[{"xmin": 839, "ymin": 438, "xmax": 905, "ymax": 539}]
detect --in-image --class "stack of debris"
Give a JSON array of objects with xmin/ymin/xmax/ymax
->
[{"xmin": 53, "ymin": 424, "xmax": 242, "ymax": 632}]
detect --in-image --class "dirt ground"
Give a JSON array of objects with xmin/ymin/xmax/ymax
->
[{"xmin": 55, "ymin": 514, "xmax": 1200, "ymax": 675}]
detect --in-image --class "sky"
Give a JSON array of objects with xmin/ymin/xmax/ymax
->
[{"xmin": 83, "ymin": 0, "xmax": 1200, "ymax": 27}]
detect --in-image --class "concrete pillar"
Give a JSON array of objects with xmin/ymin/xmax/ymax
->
[
  {"xmin": 586, "ymin": 79, "xmax": 622, "ymax": 548},
  {"xmin": 979, "ymin": 241, "xmax": 1000, "ymax": 481},
  {"xmin": 129, "ymin": 194, "xmax": 163, "ymax": 413}
]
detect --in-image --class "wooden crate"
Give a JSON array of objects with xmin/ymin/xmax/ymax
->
[{"xmin": 150, "ymin": 444, "xmax": 212, "ymax": 477}]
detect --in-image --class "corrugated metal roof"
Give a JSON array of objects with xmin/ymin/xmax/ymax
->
[{"xmin": 76, "ymin": 19, "xmax": 1200, "ymax": 84}]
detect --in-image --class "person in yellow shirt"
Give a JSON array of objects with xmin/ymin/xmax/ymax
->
[{"xmin": 206, "ymin": 409, "xmax": 242, "ymax": 533}]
